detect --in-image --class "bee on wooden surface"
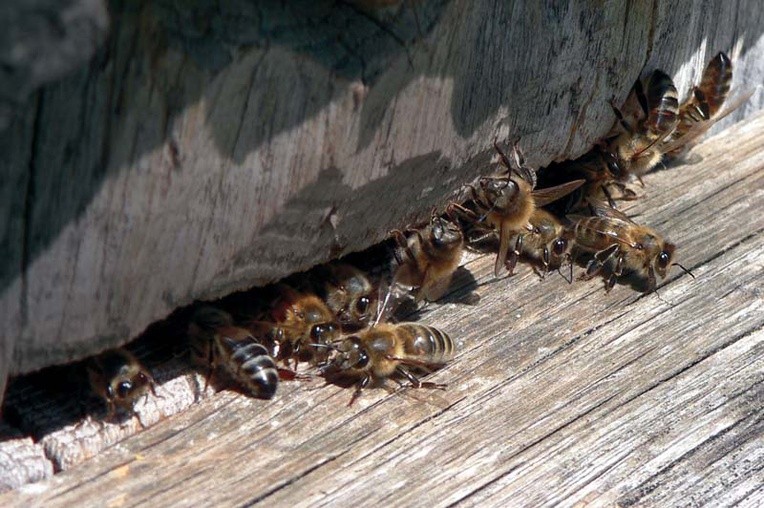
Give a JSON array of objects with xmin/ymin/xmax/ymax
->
[
  {"xmin": 541, "ymin": 149, "xmax": 635, "ymax": 212},
  {"xmin": 390, "ymin": 209, "xmax": 464, "ymax": 303},
  {"xmin": 319, "ymin": 322, "xmax": 456, "ymax": 405},
  {"xmin": 453, "ymin": 140, "xmax": 584, "ymax": 276},
  {"xmin": 261, "ymin": 285, "xmax": 341, "ymax": 367},
  {"xmin": 570, "ymin": 204, "xmax": 692, "ymax": 292},
  {"xmin": 314, "ymin": 262, "xmax": 376, "ymax": 331},
  {"xmin": 661, "ymin": 51, "xmax": 753, "ymax": 160},
  {"xmin": 506, "ymin": 208, "xmax": 575, "ymax": 280},
  {"xmin": 541, "ymin": 71, "xmax": 679, "ymax": 210},
  {"xmin": 188, "ymin": 306, "xmax": 279, "ymax": 400},
  {"xmin": 87, "ymin": 348, "xmax": 157, "ymax": 422},
  {"xmin": 604, "ymin": 69, "xmax": 680, "ymax": 178}
]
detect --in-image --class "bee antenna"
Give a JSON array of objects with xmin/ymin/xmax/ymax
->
[{"xmin": 672, "ymin": 262, "xmax": 695, "ymax": 279}]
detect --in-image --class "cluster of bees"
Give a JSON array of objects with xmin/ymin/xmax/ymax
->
[{"xmin": 86, "ymin": 51, "xmax": 748, "ymax": 424}]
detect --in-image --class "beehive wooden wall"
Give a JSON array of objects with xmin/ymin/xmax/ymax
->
[{"xmin": 1, "ymin": 0, "xmax": 763, "ymax": 401}]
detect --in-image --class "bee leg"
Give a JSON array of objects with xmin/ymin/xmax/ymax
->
[
  {"xmin": 348, "ymin": 376, "xmax": 371, "ymax": 407},
  {"xmin": 133, "ymin": 409, "xmax": 148, "ymax": 430},
  {"xmin": 581, "ymin": 258, "xmax": 603, "ymax": 280},
  {"xmin": 278, "ymin": 367, "xmax": 312, "ymax": 382},
  {"xmin": 605, "ymin": 273, "xmax": 618, "ymax": 292},
  {"xmin": 581, "ymin": 245, "xmax": 619, "ymax": 280},
  {"xmin": 448, "ymin": 202, "xmax": 482, "ymax": 223},
  {"xmin": 102, "ymin": 400, "xmax": 120, "ymax": 425},
  {"xmin": 493, "ymin": 138, "xmax": 513, "ymax": 171},
  {"xmin": 610, "ymin": 101, "xmax": 634, "ymax": 133},
  {"xmin": 470, "ymin": 231, "xmax": 497, "ymax": 243},
  {"xmin": 202, "ymin": 366, "xmax": 215, "ymax": 395},
  {"xmin": 395, "ymin": 367, "xmax": 447, "ymax": 391},
  {"xmin": 391, "ymin": 229, "xmax": 418, "ymax": 266},
  {"xmin": 277, "ymin": 367, "xmax": 298, "ymax": 381},
  {"xmin": 646, "ymin": 266, "xmax": 657, "ymax": 293},
  {"xmin": 146, "ymin": 372, "xmax": 163, "ymax": 401},
  {"xmin": 540, "ymin": 246, "xmax": 552, "ymax": 279},
  {"xmin": 454, "ymin": 182, "xmax": 480, "ymax": 205},
  {"xmin": 601, "ymin": 184, "xmax": 618, "ymax": 208},
  {"xmin": 602, "ymin": 250, "xmax": 627, "ymax": 292},
  {"xmin": 504, "ymin": 235, "xmax": 522, "ymax": 276},
  {"xmin": 612, "ymin": 182, "xmax": 639, "ymax": 200},
  {"xmin": 511, "ymin": 144, "xmax": 537, "ymax": 188}
]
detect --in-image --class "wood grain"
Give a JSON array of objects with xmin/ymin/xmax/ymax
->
[
  {"xmin": 1, "ymin": 110, "xmax": 762, "ymax": 505},
  {"xmin": 2, "ymin": 0, "xmax": 763, "ymax": 388}
]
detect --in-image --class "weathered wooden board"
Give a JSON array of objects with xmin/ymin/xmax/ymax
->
[
  {"xmin": 1, "ymin": 109, "xmax": 762, "ymax": 505},
  {"xmin": 0, "ymin": 423, "xmax": 53, "ymax": 493},
  {"xmin": 0, "ymin": 0, "xmax": 109, "ymax": 129},
  {"xmin": 2, "ymin": 1, "xmax": 764, "ymax": 397}
]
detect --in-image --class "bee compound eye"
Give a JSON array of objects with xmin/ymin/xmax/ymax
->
[
  {"xmin": 356, "ymin": 297, "xmax": 370, "ymax": 315},
  {"xmin": 658, "ymin": 251, "xmax": 670, "ymax": 267},
  {"xmin": 310, "ymin": 325, "xmax": 325, "ymax": 341},
  {"xmin": 553, "ymin": 239, "xmax": 567, "ymax": 255},
  {"xmin": 355, "ymin": 351, "xmax": 370, "ymax": 369},
  {"xmin": 311, "ymin": 323, "xmax": 336, "ymax": 341},
  {"xmin": 116, "ymin": 381, "xmax": 132, "ymax": 399}
]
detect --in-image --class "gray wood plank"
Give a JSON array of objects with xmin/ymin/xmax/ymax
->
[
  {"xmin": 1, "ymin": 108, "xmax": 761, "ymax": 507},
  {"xmin": 2, "ymin": 0, "xmax": 764, "ymax": 388}
]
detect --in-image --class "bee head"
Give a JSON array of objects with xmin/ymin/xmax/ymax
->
[
  {"xmin": 654, "ymin": 241, "xmax": 676, "ymax": 278},
  {"xmin": 310, "ymin": 322, "xmax": 339, "ymax": 344},
  {"xmin": 337, "ymin": 336, "xmax": 370, "ymax": 370},
  {"xmin": 478, "ymin": 176, "xmax": 517, "ymax": 212},
  {"xmin": 108, "ymin": 371, "xmax": 150, "ymax": 405},
  {"xmin": 429, "ymin": 215, "xmax": 463, "ymax": 251}
]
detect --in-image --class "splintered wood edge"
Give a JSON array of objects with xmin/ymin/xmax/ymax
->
[{"xmin": 1, "ymin": 111, "xmax": 763, "ymax": 504}]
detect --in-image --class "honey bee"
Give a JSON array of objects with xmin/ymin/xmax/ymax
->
[
  {"xmin": 314, "ymin": 262, "xmax": 376, "ymax": 331},
  {"xmin": 570, "ymin": 204, "xmax": 692, "ymax": 292},
  {"xmin": 319, "ymin": 322, "xmax": 456, "ymax": 405},
  {"xmin": 541, "ymin": 149, "xmax": 635, "ymax": 212},
  {"xmin": 505, "ymin": 208, "xmax": 575, "ymax": 280},
  {"xmin": 259, "ymin": 285, "xmax": 341, "ymax": 367},
  {"xmin": 604, "ymin": 69, "xmax": 679, "ymax": 178},
  {"xmin": 390, "ymin": 209, "xmax": 464, "ymax": 302},
  {"xmin": 454, "ymin": 140, "xmax": 583, "ymax": 276},
  {"xmin": 661, "ymin": 51, "xmax": 753, "ymax": 159},
  {"xmin": 188, "ymin": 306, "xmax": 279, "ymax": 399},
  {"xmin": 541, "ymin": 71, "xmax": 679, "ymax": 210},
  {"xmin": 87, "ymin": 348, "xmax": 157, "ymax": 422}
]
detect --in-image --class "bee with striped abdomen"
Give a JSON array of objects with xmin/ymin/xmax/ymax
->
[
  {"xmin": 189, "ymin": 306, "xmax": 279, "ymax": 399},
  {"xmin": 319, "ymin": 322, "xmax": 456, "ymax": 405}
]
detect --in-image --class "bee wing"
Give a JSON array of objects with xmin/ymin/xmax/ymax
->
[
  {"xmin": 660, "ymin": 88, "xmax": 754, "ymax": 154},
  {"xmin": 191, "ymin": 306, "xmax": 234, "ymax": 330},
  {"xmin": 219, "ymin": 325, "xmax": 263, "ymax": 343},
  {"xmin": 244, "ymin": 320, "xmax": 285, "ymax": 341},
  {"xmin": 532, "ymin": 179, "xmax": 586, "ymax": 207},
  {"xmin": 587, "ymin": 202, "xmax": 637, "ymax": 225},
  {"xmin": 571, "ymin": 216, "xmax": 636, "ymax": 248},
  {"xmin": 373, "ymin": 276, "xmax": 401, "ymax": 327}
]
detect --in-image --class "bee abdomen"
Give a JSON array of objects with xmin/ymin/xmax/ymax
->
[
  {"xmin": 220, "ymin": 337, "xmax": 279, "ymax": 399},
  {"xmin": 700, "ymin": 51, "xmax": 732, "ymax": 117},
  {"xmin": 646, "ymin": 70, "xmax": 679, "ymax": 133},
  {"xmin": 401, "ymin": 324, "xmax": 456, "ymax": 364}
]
